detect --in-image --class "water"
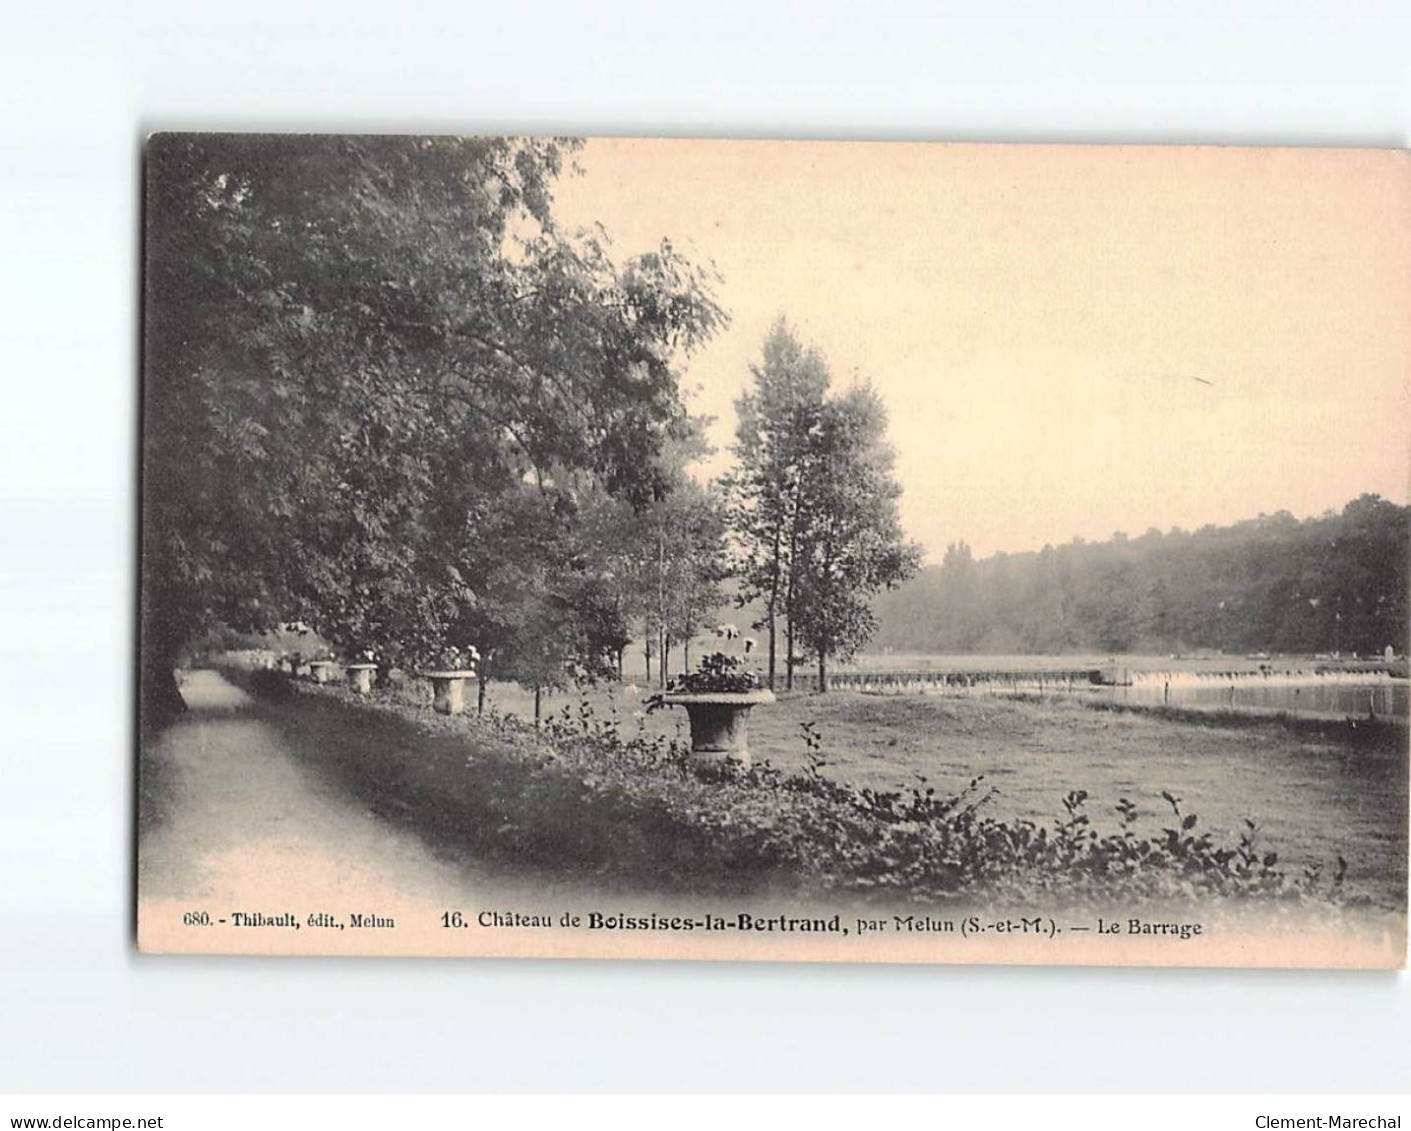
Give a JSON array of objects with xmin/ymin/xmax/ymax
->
[
  {"xmin": 834, "ymin": 653, "xmax": 1409, "ymax": 721},
  {"xmin": 1114, "ymin": 670, "xmax": 1408, "ymax": 720}
]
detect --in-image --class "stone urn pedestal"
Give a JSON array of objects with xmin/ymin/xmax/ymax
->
[
  {"xmin": 418, "ymin": 670, "xmax": 478, "ymax": 715},
  {"xmin": 345, "ymin": 662, "xmax": 379, "ymax": 695},
  {"xmin": 307, "ymin": 659, "xmax": 340, "ymax": 685},
  {"xmin": 659, "ymin": 690, "xmax": 776, "ymax": 767}
]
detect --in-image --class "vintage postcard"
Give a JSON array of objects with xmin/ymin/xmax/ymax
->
[{"xmin": 138, "ymin": 135, "xmax": 1409, "ymax": 967}]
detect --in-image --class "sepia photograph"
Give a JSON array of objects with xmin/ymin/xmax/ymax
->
[{"xmin": 137, "ymin": 134, "xmax": 1409, "ymax": 968}]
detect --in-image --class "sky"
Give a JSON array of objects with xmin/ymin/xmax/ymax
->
[{"xmin": 553, "ymin": 140, "xmax": 1411, "ymax": 563}]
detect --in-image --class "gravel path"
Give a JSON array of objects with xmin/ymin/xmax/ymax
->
[{"xmin": 138, "ymin": 669, "xmax": 483, "ymax": 916}]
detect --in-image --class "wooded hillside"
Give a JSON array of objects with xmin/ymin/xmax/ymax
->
[{"xmin": 870, "ymin": 495, "xmax": 1408, "ymax": 656}]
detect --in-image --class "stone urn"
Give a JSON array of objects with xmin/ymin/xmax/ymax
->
[
  {"xmin": 659, "ymin": 690, "xmax": 776, "ymax": 767},
  {"xmin": 307, "ymin": 659, "xmax": 340, "ymax": 685},
  {"xmin": 418, "ymin": 669, "xmax": 478, "ymax": 715},
  {"xmin": 345, "ymin": 662, "xmax": 379, "ymax": 695}
]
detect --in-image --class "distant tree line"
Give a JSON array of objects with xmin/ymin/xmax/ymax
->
[{"xmin": 870, "ymin": 495, "xmax": 1409, "ymax": 657}]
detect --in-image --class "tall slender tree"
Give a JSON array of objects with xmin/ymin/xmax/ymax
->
[
  {"xmin": 789, "ymin": 383, "xmax": 921, "ymax": 690},
  {"xmin": 620, "ymin": 480, "xmax": 729, "ymax": 688},
  {"xmin": 722, "ymin": 319, "xmax": 828, "ymax": 688},
  {"xmin": 726, "ymin": 322, "xmax": 919, "ymax": 691}
]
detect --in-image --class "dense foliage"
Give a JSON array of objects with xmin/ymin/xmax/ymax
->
[
  {"xmin": 141, "ymin": 134, "xmax": 722, "ymax": 726},
  {"xmin": 871, "ymin": 494, "xmax": 1409, "ymax": 656}
]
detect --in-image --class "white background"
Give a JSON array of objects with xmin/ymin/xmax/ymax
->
[{"xmin": 1, "ymin": 0, "xmax": 1408, "ymax": 1094}]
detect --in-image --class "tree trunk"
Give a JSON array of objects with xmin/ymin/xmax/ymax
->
[
  {"xmin": 534, "ymin": 684, "xmax": 542, "ymax": 727},
  {"xmin": 138, "ymin": 539, "xmax": 196, "ymax": 737},
  {"xmin": 477, "ymin": 674, "xmax": 487, "ymax": 715},
  {"xmin": 683, "ymin": 637, "xmax": 690, "ymax": 671},
  {"xmin": 375, "ymin": 663, "xmax": 394, "ymax": 689},
  {"xmin": 643, "ymin": 627, "xmax": 653, "ymax": 685},
  {"xmin": 138, "ymin": 582, "xmax": 194, "ymax": 736},
  {"xmin": 766, "ymin": 614, "xmax": 776, "ymax": 691},
  {"xmin": 139, "ymin": 631, "xmax": 187, "ymax": 736},
  {"xmin": 656, "ymin": 526, "xmax": 668, "ymax": 689},
  {"xmin": 784, "ymin": 489, "xmax": 803, "ymax": 693},
  {"xmin": 815, "ymin": 538, "xmax": 835, "ymax": 695},
  {"xmin": 762, "ymin": 519, "xmax": 783, "ymax": 689},
  {"xmin": 786, "ymin": 614, "xmax": 795, "ymax": 691}
]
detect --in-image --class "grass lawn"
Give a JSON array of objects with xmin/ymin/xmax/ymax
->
[{"xmin": 467, "ymin": 678, "xmax": 1407, "ymax": 910}]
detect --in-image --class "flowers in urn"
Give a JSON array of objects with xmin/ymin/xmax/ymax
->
[
  {"xmin": 646, "ymin": 653, "xmax": 764, "ymax": 714},
  {"xmin": 432, "ymin": 644, "xmax": 480, "ymax": 673},
  {"xmin": 667, "ymin": 652, "xmax": 762, "ymax": 695}
]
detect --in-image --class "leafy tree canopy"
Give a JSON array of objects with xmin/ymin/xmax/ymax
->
[{"xmin": 142, "ymin": 134, "xmax": 723, "ymax": 723}]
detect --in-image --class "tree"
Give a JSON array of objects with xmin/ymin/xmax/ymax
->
[
  {"xmin": 611, "ymin": 474, "xmax": 729, "ymax": 688},
  {"xmin": 653, "ymin": 483, "xmax": 730, "ymax": 683},
  {"xmin": 936, "ymin": 541, "xmax": 981, "ymax": 650},
  {"xmin": 445, "ymin": 481, "xmax": 574, "ymax": 719},
  {"xmin": 788, "ymin": 384, "xmax": 921, "ymax": 690},
  {"xmin": 141, "ymin": 134, "xmax": 722, "ymax": 729},
  {"xmin": 722, "ymin": 318, "xmax": 829, "ymax": 688}
]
